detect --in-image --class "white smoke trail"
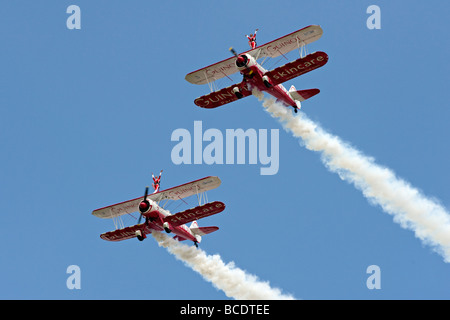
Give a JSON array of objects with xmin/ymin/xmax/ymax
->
[
  {"xmin": 152, "ymin": 232, "xmax": 295, "ymax": 300},
  {"xmin": 258, "ymin": 93, "xmax": 450, "ymax": 262}
]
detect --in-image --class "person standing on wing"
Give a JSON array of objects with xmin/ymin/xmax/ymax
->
[
  {"xmin": 246, "ymin": 28, "xmax": 259, "ymax": 49},
  {"xmin": 152, "ymin": 170, "xmax": 163, "ymax": 193}
]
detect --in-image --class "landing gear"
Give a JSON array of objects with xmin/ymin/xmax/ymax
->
[
  {"xmin": 135, "ymin": 230, "xmax": 146, "ymax": 241},
  {"xmin": 163, "ymin": 222, "xmax": 172, "ymax": 233},
  {"xmin": 194, "ymin": 241, "xmax": 198, "ymax": 248},
  {"xmin": 263, "ymin": 80, "xmax": 272, "ymax": 88},
  {"xmin": 232, "ymin": 87, "xmax": 243, "ymax": 99},
  {"xmin": 294, "ymin": 107, "xmax": 298, "ymax": 113},
  {"xmin": 262, "ymin": 75, "xmax": 272, "ymax": 88}
]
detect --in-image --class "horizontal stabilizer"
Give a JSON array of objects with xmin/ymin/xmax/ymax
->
[
  {"xmin": 191, "ymin": 226, "xmax": 219, "ymax": 236},
  {"xmin": 289, "ymin": 88, "xmax": 320, "ymax": 102}
]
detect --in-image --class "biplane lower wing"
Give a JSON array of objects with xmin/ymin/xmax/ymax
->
[
  {"xmin": 100, "ymin": 223, "xmax": 158, "ymax": 242},
  {"xmin": 194, "ymin": 82, "xmax": 252, "ymax": 109},
  {"xmin": 266, "ymin": 51, "xmax": 328, "ymax": 86},
  {"xmin": 92, "ymin": 176, "xmax": 221, "ymax": 219},
  {"xmin": 164, "ymin": 201, "xmax": 226, "ymax": 227}
]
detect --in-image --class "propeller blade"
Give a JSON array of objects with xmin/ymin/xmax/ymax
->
[
  {"xmin": 229, "ymin": 47, "xmax": 238, "ymax": 57},
  {"xmin": 138, "ymin": 186, "xmax": 150, "ymax": 225},
  {"xmin": 144, "ymin": 186, "xmax": 149, "ymax": 201}
]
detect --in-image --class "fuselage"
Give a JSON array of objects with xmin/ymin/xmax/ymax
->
[
  {"xmin": 142, "ymin": 199, "xmax": 197, "ymax": 242},
  {"xmin": 237, "ymin": 54, "xmax": 297, "ymax": 108}
]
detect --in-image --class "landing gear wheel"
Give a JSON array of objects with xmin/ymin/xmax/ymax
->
[
  {"xmin": 294, "ymin": 107, "xmax": 298, "ymax": 113},
  {"xmin": 233, "ymin": 87, "xmax": 243, "ymax": 99},
  {"xmin": 263, "ymin": 80, "xmax": 272, "ymax": 88},
  {"xmin": 194, "ymin": 241, "xmax": 198, "ymax": 248},
  {"xmin": 135, "ymin": 230, "xmax": 146, "ymax": 241}
]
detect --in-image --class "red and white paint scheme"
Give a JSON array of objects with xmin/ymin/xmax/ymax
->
[
  {"xmin": 185, "ymin": 25, "xmax": 328, "ymax": 113},
  {"xmin": 92, "ymin": 176, "xmax": 225, "ymax": 247}
]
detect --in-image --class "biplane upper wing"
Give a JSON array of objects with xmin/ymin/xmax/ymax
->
[
  {"xmin": 92, "ymin": 176, "xmax": 222, "ymax": 219},
  {"xmin": 266, "ymin": 51, "xmax": 329, "ymax": 86},
  {"xmin": 194, "ymin": 81, "xmax": 252, "ymax": 108},
  {"xmin": 185, "ymin": 25, "xmax": 323, "ymax": 86},
  {"xmin": 185, "ymin": 56, "xmax": 238, "ymax": 85},
  {"xmin": 246, "ymin": 25, "xmax": 323, "ymax": 60},
  {"xmin": 163, "ymin": 201, "xmax": 226, "ymax": 227}
]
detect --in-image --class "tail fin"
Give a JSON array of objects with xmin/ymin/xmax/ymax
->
[
  {"xmin": 289, "ymin": 87, "xmax": 320, "ymax": 102},
  {"xmin": 190, "ymin": 221, "xmax": 198, "ymax": 229}
]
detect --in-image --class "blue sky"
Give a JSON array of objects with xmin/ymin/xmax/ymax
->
[{"xmin": 0, "ymin": 1, "xmax": 449, "ymax": 299}]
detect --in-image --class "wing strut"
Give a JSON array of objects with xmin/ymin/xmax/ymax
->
[
  {"xmin": 297, "ymin": 37, "xmax": 308, "ymax": 58},
  {"xmin": 195, "ymin": 185, "xmax": 209, "ymax": 206},
  {"xmin": 196, "ymin": 185, "xmax": 200, "ymax": 206},
  {"xmin": 204, "ymin": 70, "xmax": 214, "ymax": 92}
]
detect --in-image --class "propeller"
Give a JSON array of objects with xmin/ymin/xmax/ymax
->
[
  {"xmin": 229, "ymin": 47, "xmax": 251, "ymax": 71},
  {"xmin": 137, "ymin": 186, "xmax": 150, "ymax": 224}
]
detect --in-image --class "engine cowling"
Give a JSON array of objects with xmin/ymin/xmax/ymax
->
[
  {"xmin": 235, "ymin": 54, "xmax": 256, "ymax": 70},
  {"xmin": 139, "ymin": 200, "xmax": 152, "ymax": 214},
  {"xmin": 138, "ymin": 199, "xmax": 160, "ymax": 220}
]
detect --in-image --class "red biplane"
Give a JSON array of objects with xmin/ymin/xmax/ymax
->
[
  {"xmin": 185, "ymin": 25, "xmax": 328, "ymax": 113},
  {"xmin": 92, "ymin": 175, "xmax": 225, "ymax": 248}
]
